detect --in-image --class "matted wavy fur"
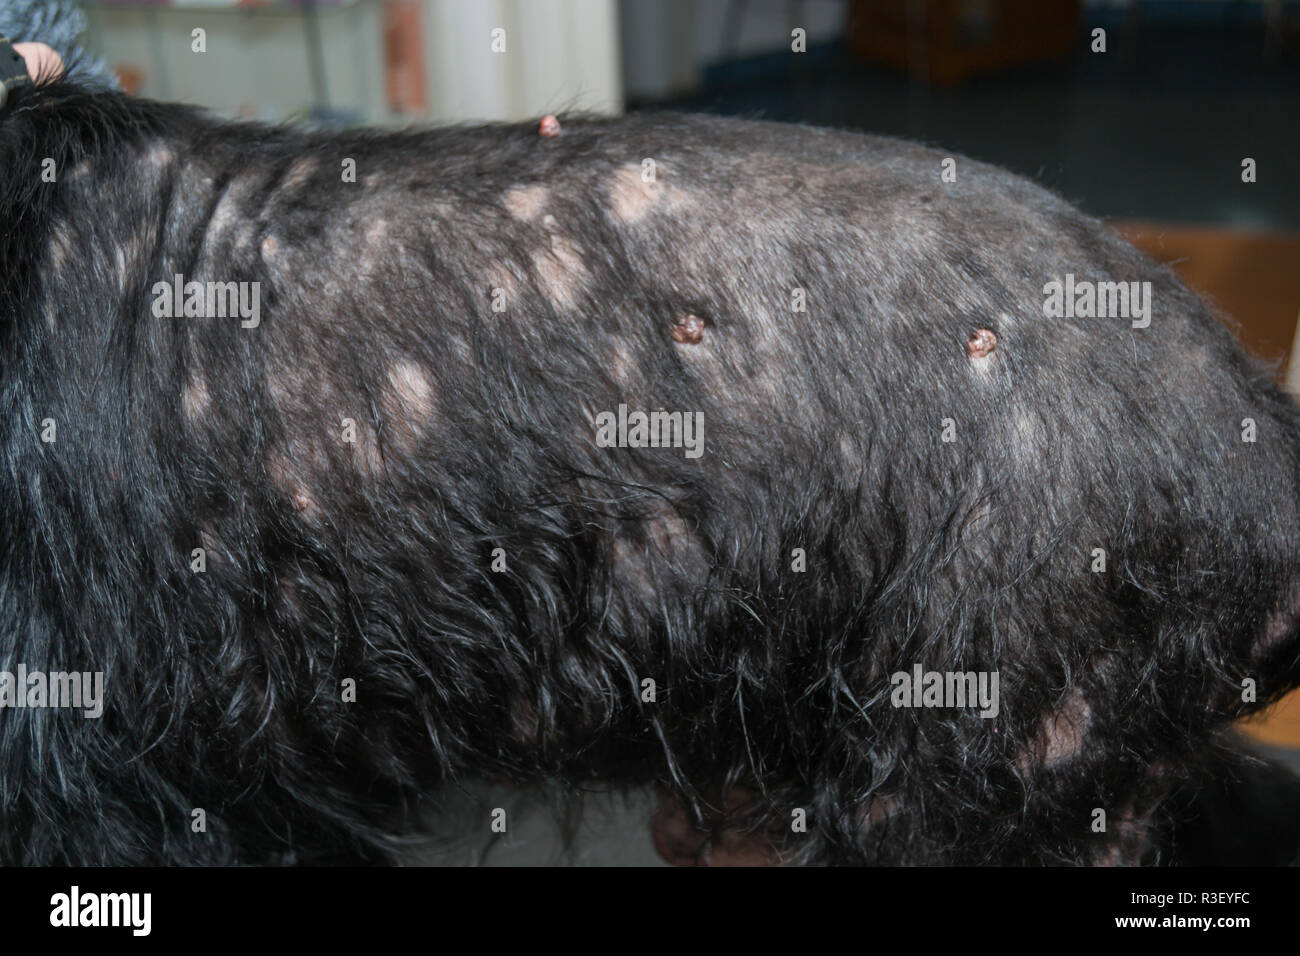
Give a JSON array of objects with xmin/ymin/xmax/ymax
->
[{"xmin": 2, "ymin": 79, "xmax": 1299, "ymax": 865}]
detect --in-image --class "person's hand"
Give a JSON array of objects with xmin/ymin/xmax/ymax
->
[{"xmin": 13, "ymin": 41, "xmax": 64, "ymax": 83}]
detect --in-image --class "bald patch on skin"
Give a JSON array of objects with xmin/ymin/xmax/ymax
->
[
  {"xmin": 612, "ymin": 506, "xmax": 709, "ymax": 604},
  {"xmin": 1039, "ymin": 688, "xmax": 1092, "ymax": 763},
  {"xmin": 608, "ymin": 345, "xmax": 638, "ymax": 391},
  {"xmin": 358, "ymin": 219, "xmax": 390, "ymax": 275},
  {"xmin": 1012, "ymin": 409, "xmax": 1043, "ymax": 461},
  {"xmin": 838, "ymin": 433, "xmax": 864, "ymax": 479},
  {"xmin": 208, "ymin": 177, "xmax": 260, "ymax": 250},
  {"xmin": 143, "ymin": 143, "xmax": 175, "ymax": 170},
  {"xmin": 382, "ymin": 360, "xmax": 437, "ymax": 453},
  {"xmin": 1096, "ymin": 805, "xmax": 1152, "ymax": 867},
  {"xmin": 182, "ymin": 372, "xmax": 210, "ymax": 421},
  {"xmin": 387, "ymin": 361, "xmax": 435, "ymax": 419},
  {"xmin": 47, "ymin": 222, "xmax": 72, "ymax": 273},
  {"xmin": 209, "ymin": 185, "xmax": 243, "ymax": 238},
  {"xmin": 267, "ymin": 375, "xmax": 293, "ymax": 410},
  {"xmin": 504, "ymin": 184, "xmax": 549, "ymax": 222},
  {"xmin": 859, "ymin": 793, "xmax": 900, "ymax": 828},
  {"xmin": 65, "ymin": 159, "xmax": 92, "ymax": 183},
  {"xmin": 265, "ymin": 363, "xmax": 333, "ymax": 515},
  {"xmin": 262, "ymin": 235, "xmax": 280, "ymax": 262},
  {"xmin": 283, "ymin": 157, "xmax": 318, "ymax": 192},
  {"xmin": 611, "ymin": 535, "xmax": 652, "ymax": 599},
  {"xmin": 112, "ymin": 246, "xmax": 133, "ymax": 293},
  {"xmin": 532, "ymin": 234, "xmax": 588, "ymax": 310},
  {"xmin": 290, "ymin": 488, "xmax": 318, "ymax": 516},
  {"xmin": 1016, "ymin": 687, "xmax": 1092, "ymax": 774},
  {"xmin": 608, "ymin": 163, "xmax": 665, "ymax": 223},
  {"xmin": 134, "ymin": 143, "xmax": 175, "ymax": 190},
  {"xmin": 348, "ymin": 420, "xmax": 386, "ymax": 478},
  {"xmin": 112, "ymin": 218, "xmax": 159, "ymax": 295},
  {"xmin": 267, "ymin": 449, "xmax": 321, "ymax": 520}
]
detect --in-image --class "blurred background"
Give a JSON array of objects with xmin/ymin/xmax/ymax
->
[{"xmin": 47, "ymin": 0, "xmax": 1300, "ymax": 858}]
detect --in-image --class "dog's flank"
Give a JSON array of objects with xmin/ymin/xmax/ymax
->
[{"xmin": 1, "ymin": 81, "xmax": 1299, "ymax": 865}]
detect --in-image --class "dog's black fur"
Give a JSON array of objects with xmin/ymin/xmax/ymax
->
[{"xmin": 2, "ymin": 79, "xmax": 1299, "ymax": 866}]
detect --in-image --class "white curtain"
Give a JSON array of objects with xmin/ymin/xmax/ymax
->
[{"xmin": 423, "ymin": 0, "xmax": 622, "ymax": 121}]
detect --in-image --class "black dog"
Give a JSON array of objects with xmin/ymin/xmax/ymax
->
[{"xmin": 2, "ymin": 76, "xmax": 1299, "ymax": 866}]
